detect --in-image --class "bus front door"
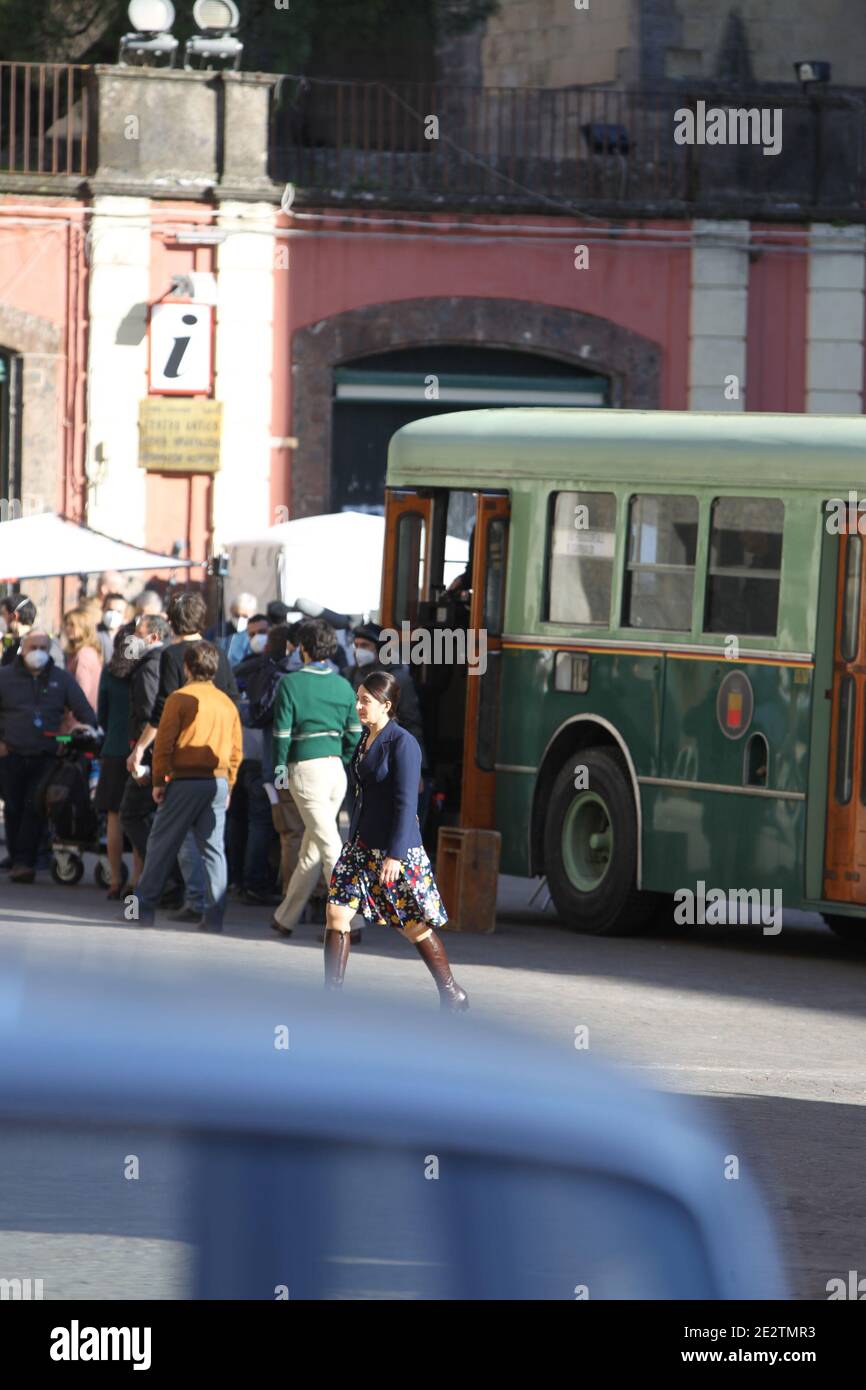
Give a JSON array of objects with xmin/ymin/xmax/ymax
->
[
  {"xmin": 460, "ymin": 493, "xmax": 509, "ymax": 829},
  {"xmin": 823, "ymin": 530, "xmax": 866, "ymax": 902},
  {"xmin": 380, "ymin": 487, "xmax": 509, "ymax": 834},
  {"xmin": 380, "ymin": 491, "xmax": 434, "ymax": 630}
]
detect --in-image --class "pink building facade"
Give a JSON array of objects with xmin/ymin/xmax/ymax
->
[{"xmin": 0, "ymin": 65, "xmax": 863, "ymax": 624}]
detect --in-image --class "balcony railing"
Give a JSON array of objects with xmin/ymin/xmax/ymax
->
[
  {"xmin": 0, "ymin": 62, "xmax": 92, "ymax": 178},
  {"xmin": 271, "ymin": 76, "xmax": 866, "ymax": 217}
]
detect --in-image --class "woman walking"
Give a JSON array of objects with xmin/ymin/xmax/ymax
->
[{"xmin": 325, "ymin": 671, "xmax": 469, "ymax": 1012}]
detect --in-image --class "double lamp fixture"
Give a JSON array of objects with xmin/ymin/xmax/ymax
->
[{"xmin": 119, "ymin": 0, "xmax": 243, "ymax": 70}]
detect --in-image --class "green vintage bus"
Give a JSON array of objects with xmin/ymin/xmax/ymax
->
[{"xmin": 379, "ymin": 407, "xmax": 866, "ymax": 941}]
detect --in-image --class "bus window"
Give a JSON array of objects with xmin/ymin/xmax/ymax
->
[
  {"xmin": 393, "ymin": 511, "xmax": 426, "ymax": 626},
  {"xmin": 483, "ymin": 518, "xmax": 507, "ymax": 636},
  {"xmin": 836, "ymin": 675, "xmax": 856, "ymax": 806},
  {"xmin": 624, "ymin": 495, "xmax": 698, "ymax": 631},
  {"xmin": 841, "ymin": 536, "xmax": 862, "ymax": 664},
  {"xmin": 704, "ymin": 497, "xmax": 784, "ymax": 637},
  {"xmin": 548, "ymin": 491, "xmax": 616, "ymax": 624}
]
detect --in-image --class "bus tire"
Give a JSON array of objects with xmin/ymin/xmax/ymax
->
[
  {"xmin": 822, "ymin": 914, "xmax": 866, "ymax": 948},
  {"xmin": 544, "ymin": 748, "xmax": 655, "ymax": 936}
]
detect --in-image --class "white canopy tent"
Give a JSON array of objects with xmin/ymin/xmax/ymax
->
[
  {"xmin": 224, "ymin": 513, "xmax": 384, "ymax": 620},
  {"xmin": 0, "ymin": 513, "xmax": 194, "ymax": 582},
  {"xmin": 223, "ymin": 512, "xmax": 469, "ymax": 621}
]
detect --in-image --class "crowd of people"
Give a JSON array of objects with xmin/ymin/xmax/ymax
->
[{"xmin": 0, "ymin": 571, "xmax": 467, "ymax": 1007}]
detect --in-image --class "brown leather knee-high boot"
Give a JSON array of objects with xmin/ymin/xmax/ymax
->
[
  {"xmin": 415, "ymin": 932, "xmax": 469, "ymax": 1012},
  {"xmin": 324, "ymin": 928, "xmax": 350, "ymax": 989}
]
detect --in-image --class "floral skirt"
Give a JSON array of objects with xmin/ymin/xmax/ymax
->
[{"xmin": 328, "ymin": 836, "xmax": 448, "ymax": 935}]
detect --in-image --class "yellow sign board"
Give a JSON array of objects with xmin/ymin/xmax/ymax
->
[{"xmin": 138, "ymin": 397, "xmax": 222, "ymax": 474}]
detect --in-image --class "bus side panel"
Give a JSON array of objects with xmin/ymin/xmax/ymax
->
[
  {"xmin": 640, "ymin": 788, "xmax": 806, "ymax": 902},
  {"xmin": 495, "ymin": 773, "xmax": 536, "ymax": 875},
  {"xmin": 658, "ymin": 658, "xmax": 811, "ymax": 794},
  {"xmin": 494, "ymin": 647, "xmax": 665, "ymax": 876},
  {"xmin": 644, "ymin": 657, "xmax": 812, "ymax": 900}
]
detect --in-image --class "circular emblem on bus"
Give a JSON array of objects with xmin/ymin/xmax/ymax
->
[{"xmin": 716, "ymin": 670, "xmax": 754, "ymax": 740}]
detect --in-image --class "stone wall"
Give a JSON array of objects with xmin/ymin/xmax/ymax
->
[
  {"xmin": 478, "ymin": 0, "xmax": 866, "ymax": 91},
  {"xmin": 657, "ymin": 0, "xmax": 866, "ymax": 87},
  {"xmin": 481, "ymin": 0, "xmax": 634, "ymax": 89}
]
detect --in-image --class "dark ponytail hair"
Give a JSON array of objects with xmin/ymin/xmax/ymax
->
[
  {"xmin": 359, "ymin": 669, "xmax": 401, "ymax": 717},
  {"xmin": 107, "ymin": 620, "xmax": 139, "ymax": 679}
]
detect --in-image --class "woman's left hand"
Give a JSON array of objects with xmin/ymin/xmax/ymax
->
[{"xmin": 380, "ymin": 856, "xmax": 402, "ymax": 886}]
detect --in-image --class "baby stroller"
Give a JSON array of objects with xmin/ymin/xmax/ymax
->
[{"xmin": 41, "ymin": 727, "xmax": 128, "ymax": 889}]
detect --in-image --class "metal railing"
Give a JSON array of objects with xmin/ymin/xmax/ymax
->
[
  {"xmin": 271, "ymin": 76, "xmax": 866, "ymax": 215},
  {"xmin": 0, "ymin": 62, "xmax": 92, "ymax": 178}
]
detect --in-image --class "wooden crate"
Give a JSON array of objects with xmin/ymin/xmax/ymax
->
[{"xmin": 435, "ymin": 827, "xmax": 501, "ymax": 933}]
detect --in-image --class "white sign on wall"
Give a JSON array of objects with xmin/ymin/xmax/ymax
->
[{"xmin": 149, "ymin": 302, "xmax": 213, "ymax": 395}]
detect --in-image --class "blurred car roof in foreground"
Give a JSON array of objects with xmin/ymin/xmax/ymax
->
[{"xmin": 0, "ymin": 947, "xmax": 786, "ymax": 1300}]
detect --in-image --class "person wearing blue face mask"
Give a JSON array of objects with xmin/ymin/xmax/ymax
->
[{"xmin": 0, "ymin": 630, "xmax": 97, "ymax": 882}]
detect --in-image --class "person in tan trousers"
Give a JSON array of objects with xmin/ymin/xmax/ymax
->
[{"xmin": 270, "ymin": 619, "xmax": 361, "ymax": 940}]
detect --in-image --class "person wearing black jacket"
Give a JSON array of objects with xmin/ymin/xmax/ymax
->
[
  {"xmin": 0, "ymin": 630, "xmax": 97, "ymax": 881},
  {"xmin": 325, "ymin": 669, "xmax": 467, "ymax": 1010},
  {"xmin": 118, "ymin": 614, "xmax": 171, "ymax": 888},
  {"xmin": 345, "ymin": 622, "xmax": 432, "ymax": 830},
  {"xmin": 221, "ymin": 615, "xmax": 282, "ymax": 906},
  {"xmin": 236, "ymin": 625, "xmax": 303, "ymax": 900}
]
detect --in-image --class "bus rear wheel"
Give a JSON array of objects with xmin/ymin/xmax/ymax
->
[{"xmin": 544, "ymin": 748, "xmax": 655, "ymax": 936}]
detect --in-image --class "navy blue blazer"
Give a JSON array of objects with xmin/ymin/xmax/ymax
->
[{"xmin": 347, "ymin": 718, "xmax": 423, "ymax": 859}]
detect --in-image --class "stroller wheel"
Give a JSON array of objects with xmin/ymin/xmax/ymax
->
[
  {"xmin": 51, "ymin": 852, "xmax": 84, "ymax": 886},
  {"xmin": 94, "ymin": 857, "xmax": 130, "ymax": 890}
]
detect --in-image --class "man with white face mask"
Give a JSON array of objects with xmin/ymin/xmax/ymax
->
[
  {"xmin": 96, "ymin": 592, "xmax": 128, "ymax": 664},
  {"xmin": 205, "ymin": 592, "xmax": 258, "ymax": 652},
  {"xmin": 0, "ymin": 630, "xmax": 96, "ymax": 881},
  {"xmin": 0, "ymin": 594, "xmax": 64, "ymax": 670},
  {"xmin": 226, "ymin": 611, "xmax": 269, "ymax": 669}
]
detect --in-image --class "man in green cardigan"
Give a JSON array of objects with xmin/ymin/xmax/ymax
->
[{"xmin": 270, "ymin": 618, "xmax": 361, "ymax": 937}]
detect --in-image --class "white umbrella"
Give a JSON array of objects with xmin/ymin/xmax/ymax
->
[{"xmin": 0, "ymin": 513, "xmax": 194, "ymax": 581}]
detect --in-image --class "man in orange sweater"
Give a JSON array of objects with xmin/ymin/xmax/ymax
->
[{"xmin": 131, "ymin": 641, "xmax": 242, "ymax": 932}]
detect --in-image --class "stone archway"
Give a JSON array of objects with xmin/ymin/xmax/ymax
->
[{"xmin": 290, "ymin": 296, "xmax": 661, "ymax": 515}]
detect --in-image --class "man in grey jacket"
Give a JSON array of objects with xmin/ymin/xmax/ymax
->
[{"xmin": 0, "ymin": 630, "xmax": 96, "ymax": 882}]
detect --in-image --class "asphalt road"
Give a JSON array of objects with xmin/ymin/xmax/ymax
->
[{"xmin": 0, "ymin": 863, "xmax": 864, "ymax": 1300}]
